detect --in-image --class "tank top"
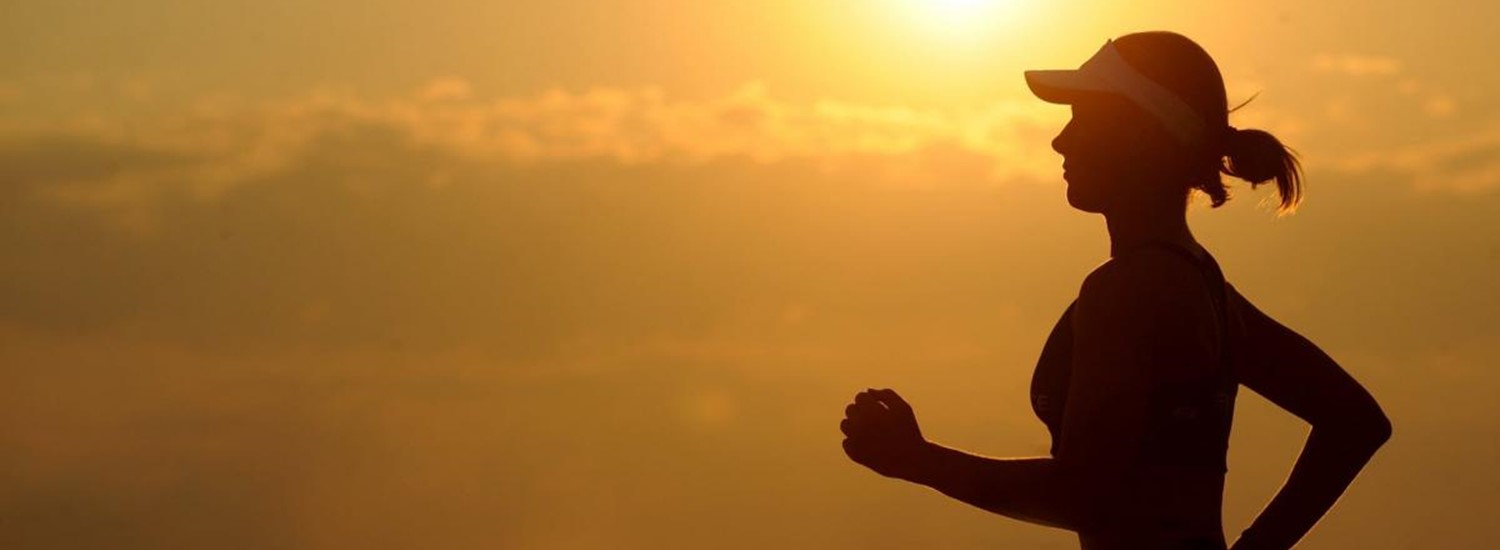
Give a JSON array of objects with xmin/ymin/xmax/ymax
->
[{"xmin": 1029, "ymin": 240, "xmax": 1238, "ymax": 473}]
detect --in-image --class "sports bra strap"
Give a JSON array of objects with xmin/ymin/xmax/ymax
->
[{"xmin": 1121, "ymin": 240, "xmax": 1235, "ymax": 392}]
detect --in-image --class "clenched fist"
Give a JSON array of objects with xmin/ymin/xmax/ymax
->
[{"xmin": 840, "ymin": 388, "xmax": 931, "ymax": 482}]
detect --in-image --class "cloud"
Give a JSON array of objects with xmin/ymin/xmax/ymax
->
[
  {"xmin": 0, "ymin": 82, "xmax": 1067, "ymax": 212},
  {"xmin": 1332, "ymin": 122, "xmax": 1500, "ymax": 193},
  {"xmin": 417, "ymin": 81, "xmax": 1066, "ymax": 181},
  {"xmin": 1310, "ymin": 53, "xmax": 1404, "ymax": 77},
  {"xmin": 3, "ymin": 80, "xmax": 1493, "ymax": 355},
  {"xmin": 0, "ymin": 115, "xmax": 1062, "ymax": 360},
  {"xmin": 1423, "ymin": 94, "xmax": 1457, "ymax": 118},
  {"xmin": 417, "ymin": 77, "xmax": 473, "ymax": 102}
]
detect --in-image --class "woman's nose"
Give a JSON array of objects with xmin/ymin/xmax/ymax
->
[{"xmin": 1052, "ymin": 119, "xmax": 1075, "ymax": 155}]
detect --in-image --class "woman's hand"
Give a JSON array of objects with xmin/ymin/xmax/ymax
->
[{"xmin": 840, "ymin": 388, "xmax": 931, "ymax": 482}]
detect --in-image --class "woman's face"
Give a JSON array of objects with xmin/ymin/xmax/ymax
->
[{"xmin": 1051, "ymin": 95, "xmax": 1180, "ymax": 213}]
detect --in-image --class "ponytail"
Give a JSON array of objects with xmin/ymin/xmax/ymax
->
[
  {"xmin": 1106, "ymin": 33, "xmax": 1304, "ymax": 214},
  {"xmin": 1219, "ymin": 127, "xmax": 1303, "ymax": 214}
]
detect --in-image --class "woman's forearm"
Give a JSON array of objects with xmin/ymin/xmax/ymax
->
[
  {"xmin": 906, "ymin": 441, "xmax": 1079, "ymax": 531},
  {"xmin": 1232, "ymin": 426, "xmax": 1390, "ymax": 550}
]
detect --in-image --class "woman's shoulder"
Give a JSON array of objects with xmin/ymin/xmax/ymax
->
[
  {"xmin": 1080, "ymin": 245, "xmax": 1212, "ymax": 304},
  {"xmin": 1071, "ymin": 246, "xmax": 1222, "ymax": 354}
]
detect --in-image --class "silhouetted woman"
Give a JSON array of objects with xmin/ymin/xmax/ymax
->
[{"xmin": 838, "ymin": 31, "xmax": 1392, "ymax": 550}]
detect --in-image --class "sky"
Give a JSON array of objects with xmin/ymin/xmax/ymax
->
[{"xmin": 1, "ymin": 1, "xmax": 1497, "ymax": 548}]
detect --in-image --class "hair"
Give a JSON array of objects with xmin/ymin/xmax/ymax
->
[{"xmin": 1113, "ymin": 31, "xmax": 1304, "ymax": 214}]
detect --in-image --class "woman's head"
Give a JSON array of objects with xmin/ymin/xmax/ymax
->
[{"xmin": 1028, "ymin": 31, "xmax": 1303, "ymax": 215}]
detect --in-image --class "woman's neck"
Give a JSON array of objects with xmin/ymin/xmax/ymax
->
[{"xmin": 1104, "ymin": 198, "xmax": 1196, "ymax": 258}]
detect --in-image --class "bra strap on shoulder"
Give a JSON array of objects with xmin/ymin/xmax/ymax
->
[{"xmin": 1125, "ymin": 241, "xmax": 1233, "ymax": 377}]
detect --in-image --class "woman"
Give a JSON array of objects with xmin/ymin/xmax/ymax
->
[{"xmin": 838, "ymin": 32, "xmax": 1392, "ymax": 550}]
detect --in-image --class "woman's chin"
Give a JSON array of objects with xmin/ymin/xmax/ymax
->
[{"xmin": 1065, "ymin": 186, "xmax": 1105, "ymax": 213}]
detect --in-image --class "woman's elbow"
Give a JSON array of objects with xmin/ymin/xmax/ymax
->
[
  {"xmin": 1358, "ymin": 397, "xmax": 1393, "ymax": 447},
  {"xmin": 1366, "ymin": 410, "xmax": 1393, "ymax": 447},
  {"xmin": 1318, "ymin": 408, "xmax": 1392, "ymax": 451}
]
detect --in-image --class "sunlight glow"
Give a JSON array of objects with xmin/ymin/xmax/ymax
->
[{"xmin": 903, "ymin": 0, "xmax": 1031, "ymax": 44}]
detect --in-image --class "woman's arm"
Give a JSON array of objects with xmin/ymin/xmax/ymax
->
[
  {"xmin": 1228, "ymin": 287, "xmax": 1393, "ymax": 550},
  {"xmin": 911, "ymin": 443, "xmax": 1078, "ymax": 529},
  {"xmin": 841, "ymin": 390, "xmax": 1081, "ymax": 530}
]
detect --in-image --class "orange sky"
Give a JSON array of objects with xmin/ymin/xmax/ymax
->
[{"xmin": 1, "ymin": 2, "xmax": 1497, "ymax": 549}]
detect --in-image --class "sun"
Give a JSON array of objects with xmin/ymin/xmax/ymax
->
[
  {"xmin": 931, "ymin": 0, "xmax": 998, "ymax": 18},
  {"xmin": 902, "ymin": 0, "xmax": 1031, "ymax": 44}
]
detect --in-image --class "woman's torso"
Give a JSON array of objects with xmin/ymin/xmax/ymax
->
[{"xmin": 1029, "ymin": 241, "xmax": 1245, "ymax": 549}]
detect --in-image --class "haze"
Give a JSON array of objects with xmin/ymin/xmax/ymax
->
[{"xmin": 1, "ymin": 1, "xmax": 1496, "ymax": 548}]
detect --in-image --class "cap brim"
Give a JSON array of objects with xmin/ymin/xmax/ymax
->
[{"xmin": 1025, "ymin": 69, "xmax": 1115, "ymax": 104}]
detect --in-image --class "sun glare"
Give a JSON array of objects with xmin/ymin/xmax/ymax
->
[{"xmin": 901, "ymin": 0, "xmax": 1030, "ymax": 44}]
